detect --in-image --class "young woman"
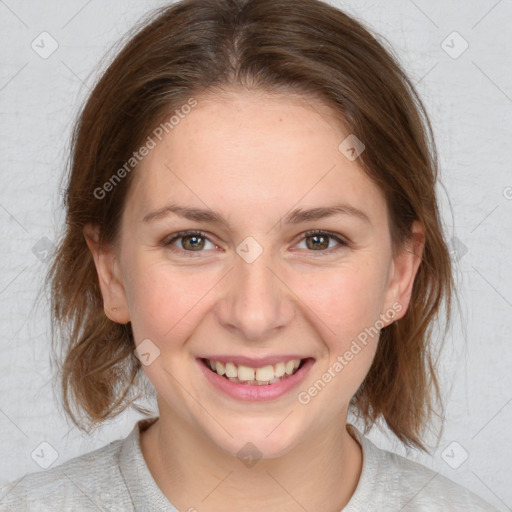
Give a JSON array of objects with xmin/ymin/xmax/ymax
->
[{"xmin": 0, "ymin": 0, "xmax": 498, "ymax": 510}]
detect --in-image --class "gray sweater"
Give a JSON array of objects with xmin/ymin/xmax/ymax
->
[{"xmin": 0, "ymin": 419, "xmax": 498, "ymax": 511}]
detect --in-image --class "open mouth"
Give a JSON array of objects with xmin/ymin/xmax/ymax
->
[{"xmin": 200, "ymin": 357, "xmax": 310, "ymax": 386}]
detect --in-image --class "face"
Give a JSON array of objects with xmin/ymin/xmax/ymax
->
[{"xmin": 86, "ymin": 88, "xmax": 423, "ymax": 460}]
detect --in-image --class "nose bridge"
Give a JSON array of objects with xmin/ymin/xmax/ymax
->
[{"xmin": 217, "ymin": 241, "xmax": 294, "ymax": 340}]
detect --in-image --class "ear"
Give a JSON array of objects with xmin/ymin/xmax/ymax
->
[
  {"xmin": 382, "ymin": 220, "xmax": 425, "ymax": 323},
  {"xmin": 83, "ymin": 224, "xmax": 131, "ymax": 324}
]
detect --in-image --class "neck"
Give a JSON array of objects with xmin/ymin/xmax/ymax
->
[{"xmin": 140, "ymin": 405, "xmax": 362, "ymax": 512}]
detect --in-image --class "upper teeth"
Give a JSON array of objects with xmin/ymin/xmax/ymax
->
[{"xmin": 207, "ymin": 359, "xmax": 301, "ymax": 382}]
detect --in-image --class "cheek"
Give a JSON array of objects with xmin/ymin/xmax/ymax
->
[
  {"xmin": 125, "ymin": 258, "xmax": 217, "ymax": 343},
  {"xmin": 291, "ymin": 265, "xmax": 386, "ymax": 411},
  {"xmin": 124, "ymin": 245, "xmax": 390, "ymax": 353},
  {"xmin": 290, "ymin": 259, "xmax": 389, "ymax": 346}
]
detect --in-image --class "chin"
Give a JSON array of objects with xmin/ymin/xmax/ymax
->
[{"xmin": 201, "ymin": 415, "xmax": 304, "ymax": 462}]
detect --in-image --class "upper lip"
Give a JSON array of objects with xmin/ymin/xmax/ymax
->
[{"xmin": 199, "ymin": 355, "xmax": 314, "ymax": 368}]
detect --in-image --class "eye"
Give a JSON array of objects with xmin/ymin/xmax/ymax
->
[
  {"xmin": 163, "ymin": 229, "xmax": 349, "ymax": 257},
  {"xmin": 164, "ymin": 231, "xmax": 218, "ymax": 255},
  {"xmin": 294, "ymin": 230, "xmax": 349, "ymax": 254}
]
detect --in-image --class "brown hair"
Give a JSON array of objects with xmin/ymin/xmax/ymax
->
[{"xmin": 47, "ymin": 0, "xmax": 453, "ymax": 452}]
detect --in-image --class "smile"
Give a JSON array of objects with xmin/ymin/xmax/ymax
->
[
  {"xmin": 203, "ymin": 358, "xmax": 304, "ymax": 385},
  {"xmin": 198, "ymin": 357, "xmax": 315, "ymax": 401}
]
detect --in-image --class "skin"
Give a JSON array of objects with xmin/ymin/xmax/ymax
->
[{"xmin": 85, "ymin": 88, "xmax": 424, "ymax": 511}]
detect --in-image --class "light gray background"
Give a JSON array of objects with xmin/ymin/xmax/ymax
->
[{"xmin": 0, "ymin": 0, "xmax": 511, "ymax": 509}]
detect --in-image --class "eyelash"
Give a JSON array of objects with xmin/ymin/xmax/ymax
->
[{"xmin": 163, "ymin": 229, "xmax": 350, "ymax": 257}]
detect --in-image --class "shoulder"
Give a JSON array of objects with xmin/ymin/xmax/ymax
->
[
  {"xmin": 0, "ymin": 438, "xmax": 128, "ymax": 512},
  {"xmin": 381, "ymin": 449, "xmax": 497, "ymax": 511},
  {"xmin": 346, "ymin": 424, "xmax": 498, "ymax": 511}
]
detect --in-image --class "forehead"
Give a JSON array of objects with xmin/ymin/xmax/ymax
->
[{"xmin": 125, "ymin": 89, "xmax": 388, "ymax": 229}]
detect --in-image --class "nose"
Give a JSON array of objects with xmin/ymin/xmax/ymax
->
[{"xmin": 215, "ymin": 243, "xmax": 295, "ymax": 341}]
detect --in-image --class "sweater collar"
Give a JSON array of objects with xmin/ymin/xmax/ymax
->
[{"xmin": 119, "ymin": 417, "xmax": 379, "ymax": 511}]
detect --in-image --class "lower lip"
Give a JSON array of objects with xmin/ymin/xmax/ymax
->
[{"xmin": 197, "ymin": 358, "xmax": 315, "ymax": 401}]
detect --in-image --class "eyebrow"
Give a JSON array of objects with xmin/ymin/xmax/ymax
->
[{"xmin": 142, "ymin": 202, "xmax": 370, "ymax": 227}]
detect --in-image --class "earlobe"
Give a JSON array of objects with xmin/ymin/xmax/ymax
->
[
  {"xmin": 383, "ymin": 221, "xmax": 425, "ymax": 322},
  {"xmin": 83, "ymin": 224, "xmax": 131, "ymax": 324}
]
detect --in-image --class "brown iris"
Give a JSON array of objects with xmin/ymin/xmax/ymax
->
[{"xmin": 306, "ymin": 234, "xmax": 329, "ymax": 250}]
